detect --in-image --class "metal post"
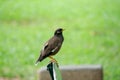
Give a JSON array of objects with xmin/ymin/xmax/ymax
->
[{"xmin": 47, "ymin": 62, "xmax": 62, "ymax": 80}]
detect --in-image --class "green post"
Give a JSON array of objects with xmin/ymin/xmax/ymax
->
[{"xmin": 47, "ymin": 62, "xmax": 62, "ymax": 80}]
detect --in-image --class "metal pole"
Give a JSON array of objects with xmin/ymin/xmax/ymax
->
[{"xmin": 47, "ymin": 62, "xmax": 62, "ymax": 80}]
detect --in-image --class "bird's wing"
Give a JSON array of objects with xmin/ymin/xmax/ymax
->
[
  {"xmin": 41, "ymin": 42, "xmax": 49, "ymax": 53},
  {"xmin": 38, "ymin": 37, "xmax": 62, "ymax": 62},
  {"xmin": 41, "ymin": 37, "xmax": 61, "ymax": 56},
  {"xmin": 36, "ymin": 42, "xmax": 50, "ymax": 62},
  {"xmin": 51, "ymin": 42, "xmax": 61, "ymax": 53},
  {"xmin": 40, "ymin": 40, "xmax": 53, "ymax": 57}
]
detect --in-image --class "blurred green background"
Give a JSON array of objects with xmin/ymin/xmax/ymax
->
[{"xmin": 0, "ymin": 0, "xmax": 120, "ymax": 80}]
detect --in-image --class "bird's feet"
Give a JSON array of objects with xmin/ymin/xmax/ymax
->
[{"xmin": 49, "ymin": 56, "xmax": 59, "ymax": 67}]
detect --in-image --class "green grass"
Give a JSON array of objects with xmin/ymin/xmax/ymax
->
[{"xmin": 0, "ymin": 0, "xmax": 120, "ymax": 80}]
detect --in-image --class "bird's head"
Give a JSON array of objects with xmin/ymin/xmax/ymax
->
[{"xmin": 54, "ymin": 28, "xmax": 64, "ymax": 36}]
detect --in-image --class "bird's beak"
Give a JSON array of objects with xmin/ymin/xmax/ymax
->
[{"xmin": 62, "ymin": 29, "xmax": 65, "ymax": 31}]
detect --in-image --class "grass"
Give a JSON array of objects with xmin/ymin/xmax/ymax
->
[{"xmin": 0, "ymin": 0, "xmax": 120, "ymax": 80}]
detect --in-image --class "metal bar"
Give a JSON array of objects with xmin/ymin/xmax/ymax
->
[{"xmin": 47, "ymin": 62, "xmax": 62, "ymax": 80}]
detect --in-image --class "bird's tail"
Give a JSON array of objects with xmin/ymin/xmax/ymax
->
[
  {"xmin": 35, "ymin": 54, "xmax": 46, "ymax": 66},
  {"xmin": 35, "ymin": 58, "xmax": 40, "ymax": 66},
  {"xmin": 35, "ymin": 61, "xmax": 39, "ymax": 66},
  {"xmin": 35, "ymin": 56, "xmax": 43, "ymax": 66}
]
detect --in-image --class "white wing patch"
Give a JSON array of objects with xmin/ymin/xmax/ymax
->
[
  {"xmin": 51, "ymin": 43, "xmax": 61, "ymax": 53},
  {"xmin": 51, "ymin": 47, "xmax": 57, "ymax": 53},
  {"xmin": 42, "ymin": 42, "xmax": 48, "ymax": 52}
]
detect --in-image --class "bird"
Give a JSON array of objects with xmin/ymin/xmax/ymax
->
[{"xmin": 35, "ymin": 28, "xmax": 64, "ymax": 65}]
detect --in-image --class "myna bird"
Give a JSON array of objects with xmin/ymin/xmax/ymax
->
[{"xmin": 35, "ymin": 28, "xmax": 64, "ymax": 65}]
